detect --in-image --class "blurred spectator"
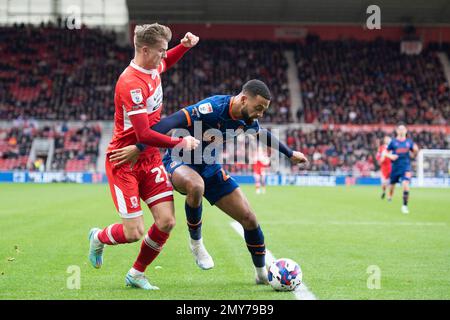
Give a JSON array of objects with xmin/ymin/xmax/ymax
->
[{"xmin": 295, "ymin": 37, "xmax": 450, "ymax": 124}]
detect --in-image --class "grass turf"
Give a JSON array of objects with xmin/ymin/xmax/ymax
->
[{"xmin": 0, "ymin": 184, "xmax": 449, "ymax": 299}]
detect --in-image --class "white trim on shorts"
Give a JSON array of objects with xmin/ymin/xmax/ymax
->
[
  {"xmin": 144, "ymin": 191, "xmax": 173, "ymax": 205},
  {"xmin": 113, "ymin": 184, "xmax": 143, "ymax": 219},
  {"xmin": 118, "ymin": 210, "xmax": 144, "ymax": 219},
  {"xmin": 114, "ymin": 184, "xmax": 128, "ymax": 214}
]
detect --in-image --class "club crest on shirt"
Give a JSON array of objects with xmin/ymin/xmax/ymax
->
[
  {"xmin": 130, "ymin": 196, "xmax": 139, "ymax": 209},
  {"xmin": 130, "ymin": 89, "xmax": 143, "ymax": 104},
  {"xmin": 198, "ymin": 103, "xmax": 213, "ymax": 114}
]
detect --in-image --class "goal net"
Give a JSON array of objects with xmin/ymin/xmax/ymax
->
[{"xmin": 416, "ymin": 149, "xmax": 450, "ymax": 187}]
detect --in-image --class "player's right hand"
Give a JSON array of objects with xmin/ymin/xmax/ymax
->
[
  {"xmin": 109, "ymin": 145, "xmax": 140, "ymax": 167},
  {"xmin": 290, "ymin": 151, "xmax": 309, "ymax": 166},
  {"xmin": 179, "ymin": 136, "xmax": 200, "ymax": 150}
]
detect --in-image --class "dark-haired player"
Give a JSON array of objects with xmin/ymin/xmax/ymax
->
[
  {"xmin": 109, "ymin": 79, "xmax": 308, "ymax": 284},
  {"xmin": 386, "ymin": 125, "xmax": 419, "ymax": 214}
]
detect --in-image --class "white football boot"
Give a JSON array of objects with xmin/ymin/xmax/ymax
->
[
  {"xmin": 190, "ymin": 238, "xmax": 214, "ymax": 270},
  {"xmin": 401, "ymin": 205, "xmax": 409, "ymax": 214},
  {"xmin": 255, "ymin": 266, "xmax": 269, "ymax": 285}
]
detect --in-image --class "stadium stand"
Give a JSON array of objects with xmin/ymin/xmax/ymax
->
[
  {"xmin": 294, "ymin": 36, "xmax": 449, "ymax": 125},
  {"xmin": 163, "ymin": 40, "xmax": 292, "ymax": 123},
  {"xmin": 0, "ymin": 120, "xmax": 101, "ymax": 172},
  {"xmin": 0, "ymin": 23, "xmax": 130, "ymax": 121},
  {"xmin": 0, "ymin": 24, "xmax": 448, "ymax": 175}
]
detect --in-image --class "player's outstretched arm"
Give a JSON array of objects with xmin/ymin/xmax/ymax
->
[
  {"xmin": 135, "ymin": 110, "xmax": 192, "ymax": 151},
  {"xmin": 258, "ymin": 128, "xmax": 308, "ymax": 165},
  {"xmin": 163, "ymin": 32, "xmax": 199, "ymax": 71},
  {"xmin": 129, "ymin": 112, "xmax": 184, "ymax": 148},
  {"xmin": 109, "ymin": 111, "xmax": 195, "ymax": 166}
]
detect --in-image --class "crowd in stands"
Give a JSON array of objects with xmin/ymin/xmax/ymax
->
[
  {"xmin": 295, "ymin": 36, "xmax": 449, "ymax": 125},
  {"xmin": 163, "ymin": 40, "xmax": 292, "ymax": 123},
  {"xmin": 0, "ymin": 23, "xmax": 130, "ymax": 121},
  {"xmin": 0, "ymin": 119, "xmax": 101, "ymax": 171},
  {"xmin": 0, "ymin": 24, "xmax": 291, "ymax": 123},
  {"xmin": 285, "ymin": 128, "xmax": 449, "ymax": 176},
  {"xmin": 0, "ymin": 24, "xmax": 449, "ymax": 174},
  {"xmin": 220, "ymin": 129, "xmax": 449, "ymax": 177}
]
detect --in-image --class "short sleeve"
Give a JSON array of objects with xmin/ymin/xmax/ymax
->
[{"xmin": 184, "ymin": 100, "xmax": 219, "ymax": 125}]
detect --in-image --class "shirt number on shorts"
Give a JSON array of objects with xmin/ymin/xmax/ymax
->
[{"xmin": 151, "ymin": 165, "xmax": 168, "ymax": 183}]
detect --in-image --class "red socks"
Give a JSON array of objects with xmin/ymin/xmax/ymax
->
[
  {"xmin": 133, "ymin": 224, "xmax": 170, "ymax": 272},
  {"xmin": 97, "ymin": 223, "xmax": 128, "ymax": 245}
]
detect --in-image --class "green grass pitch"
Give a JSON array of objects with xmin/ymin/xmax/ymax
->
[{"xmin": 0, "ymin": 183, "xmax": 449, "ymax": 300}]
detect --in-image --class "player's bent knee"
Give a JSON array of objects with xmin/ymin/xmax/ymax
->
[
  {"xmin": 186, "ymin": 180, "xmax": 204, "ymax": 197},
  {"xmin": 240, "ymin": 211, "xmax": 259, "ymax": 230},
  {"xmin": 155, "ymin": 217, "xmax": 176, "ymax": 233}
]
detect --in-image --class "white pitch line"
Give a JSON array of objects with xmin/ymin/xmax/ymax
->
[
  {"xmin": 257, "ymin": 221, "xmax": 447, "ymax": 227},
  {"xmin": 230, "ymin": 221, "xmax": 317, "ymax": 300}
]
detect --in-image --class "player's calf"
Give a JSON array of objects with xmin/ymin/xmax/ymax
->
[
  {"xmin": 132, "ymin": 223, "xmax": 170, "ymax": 273},
  {"xmin": 123, "ymin": 225, "xmax": 145, "ymax": 242}
]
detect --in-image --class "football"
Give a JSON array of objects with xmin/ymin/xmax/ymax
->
[{"xmin": 268, "ymin": 258, "xmax": 302, "ymax": 291}]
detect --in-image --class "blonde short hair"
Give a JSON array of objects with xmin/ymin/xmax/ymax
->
[{"xmin": 134, "ymin": 23, "xmax": 172, "ymax": 48}]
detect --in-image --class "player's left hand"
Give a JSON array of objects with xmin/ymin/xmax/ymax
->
[
  {"xmin": 290, "ymin": 151, "xmax": 309, "ymax": 166},
  {"xmin": 181, "ymin": 32, "xmax": 199, "ymax": 48},
  {"xmin": 109, "ymin": 145, "xmax": 140, "ymax": 167}
]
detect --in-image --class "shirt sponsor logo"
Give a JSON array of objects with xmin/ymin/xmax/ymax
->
[
  {"xmin": 130, "ymin": 89, "xmax": 143, "ymax": 104},
  {"xmin": 198, "ymin": 103, "xmax": 213, "ymax": 114}
]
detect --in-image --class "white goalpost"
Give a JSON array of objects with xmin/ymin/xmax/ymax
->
[{"xmin": 416, "ymin": 149, "xmax": 450, "ymax": 187}]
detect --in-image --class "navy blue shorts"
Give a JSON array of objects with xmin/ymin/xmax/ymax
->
[
  {"xmin": 162, "ymin": 154, "xmax": 239, "ymax": 205},
  {"xmin": 390, "ymin": 169, "xmax": 412, "ymax": 184}
]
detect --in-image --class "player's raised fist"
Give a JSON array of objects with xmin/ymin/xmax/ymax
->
[
  {"xmin": 290, "ymin": 151, "xmax": 309, "ymax": 165},
  {"xmin": 181, "ymin": 32, "xmax": 199, "ymax": 48},
  {"xmin": 180, "ymin": 136, "xmax": 200, "ymax": 150}
]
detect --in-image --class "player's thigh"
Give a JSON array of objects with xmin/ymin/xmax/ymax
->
[
  {"xmin": 215, "ymin": 188, "xmax": 258, "ymax": 229},
  {"xmin": 105, "ymin": 160, "xmax": 144, "ymax": 220},
  {"xmin": 139, "ymin": 160, "xmax": 174, "ymax": 209},
  {"xmin": 401, "ymin": 172, "xmax": 412, "ymax": 190},
  {"xmin": 171, "ymin": 165, "xmax": 205, "ymax": 195},
  {"xmin": 390, "ymin": 172, "xmax": 400, "ymax": 185}
]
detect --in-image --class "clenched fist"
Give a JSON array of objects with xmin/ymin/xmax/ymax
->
[
  {"xmin": 290, "ymin": 151, "xmax": 309, "ymax": 165},
  {"xmin": 181, "ymin": 32, "xmax": 199, "ymax": 48}
]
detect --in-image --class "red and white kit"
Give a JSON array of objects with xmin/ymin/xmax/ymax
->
[
  {"xmin": 106, "ymin": 46, "xmax": 189, "ymax": 218},
  {"xmin": 253, "ymin": 150, "xmax": 270, "ymax": 178},
  {"xmin": 376, "ymin": 145, "xmax": 392, "ymax": 184}
]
